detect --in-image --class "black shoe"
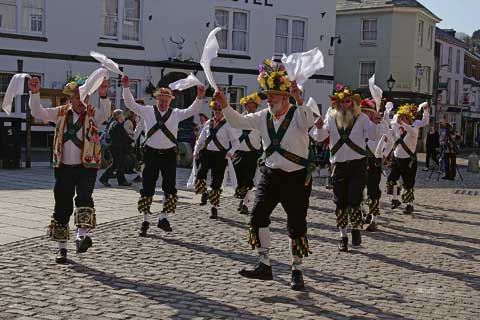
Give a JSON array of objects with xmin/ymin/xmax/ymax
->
[
  {"xmin": 75, "ymin": 236, "xmax": 93, "ymax": 253},
  {"xmin": 338, "ymin": 237, "xmax": 348, "ymax": 252},
  {"xmin": 404, "ymin": 204, "xmax": 414, "ymax": 215},
  {"xmin": 55, "ymin": 248, "xmax": 67, "ymax": 264},
  {"xmin": 441, "ymin": 176, "xmax": 449, "ymax": 180},
  {"xmin": 200, "ymin": 192, "xmax": 208, "ymax": 206},
  {"xmin": 422, "ymin": 168, "xmax": 429, "ymax": 172},
  {"xmin": 133, "ymin": 176, "xmax": 143, "ymax": 183},
  {"xmin": 139, "ymin": 221, "xmax": 150, "ymax": 237},
  {"xmin": 290, "ymin": 270, "xmax": 305, "ymax": 291},
  {"xmin": 365, "ymin": 221, "xmax": 378, "ymax": 232},
  {"xmin": 99, "ymin": 178, "xmax": 111, "ymax": 187},
  {"xmin": 239, "ymin": 262, "xmax": 273, "ymax": 280},
  {"xmin": 210, "ymin": 207, "xmax": 218, "ymax": 219},
  {"xmin": 351, "ymin": 229, "xmax": 362, "ymax": 247},
  {"xmin": 118, "ymin": 181, "xmax": 132, "ymax": 186},
  {"xmin": 239, "ymin": 205, "xmax": 249, "ymax": 215},
  {"xmin": 364, "ymin": 214, "xmax": 373, "ymax": 225},
  {"xmin": 391, "ymin": 199, "xmax": 401, "ymax": 209},
  {"xmin": 237, "ymin": 200, "xmax": 244, "ymax": 212},
  {"xmin": 157, "ymin": 218, "xmax": 172, "ymax": 232}
]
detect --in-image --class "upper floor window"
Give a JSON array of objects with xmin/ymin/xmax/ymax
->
[
  {"xmin": 275, "ymin": 17, "xmax": 306, "ymax": 55},
  {"xmin": 359, "ymin": 61, "xmax": 375, "ymax": 87},
  {"xmin": 0, "ymin": 0, "xmax": 44, "ymax": 34},
  {"xmin": 448, "ymin": 47, "xmax": 452, "ymax": 72},
  {"xmin": 456, "ymin": 49, "xmax": 461, "ymax": 74},
  {"xmin": 361, "ymin": 19, "xmax": 377, "ymax": 41},
  {"xmin": 101, "ymin": 0, "xmax": 141, "ymax": 43},
  {"xmin": 215, "ymin": 8, "xmax": 249, "ymax": 53},
  {"xmin": 427, "ymin": 25, "xmax": 433, "ymax": 50},
  {"xmin": 417, "ymin": 20, "xmax": 424, "ymax": 47}
]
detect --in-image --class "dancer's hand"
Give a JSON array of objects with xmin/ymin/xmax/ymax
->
[
  {"xmin": 98, "ymin": 79, "xmax": 109, "ymax": 98},
  {"xmin": 290, "ymin": 81, "xmax": 303, "ymax": 106},
  {"xmin": 314, "ymin": 117, "xmax": 324, "ymax": 129},
  {"xmin": 226, "ymin": 153, "xmax": 234, "ymax": 160},
  {"xmin": 214, "ymin": 90, "xmax": 228, "ymax": 109},
  {"xmin": 121, "ymin": 75, "xmax": 130, "ymax": 88},
  {"xmin": 197, "ymin": 85, "xmax": 206, "ymax": 99}
]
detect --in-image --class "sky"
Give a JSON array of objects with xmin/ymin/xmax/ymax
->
[{"xmin": 417, "ymin": 0, "xmax": 478, "ymax": 35}]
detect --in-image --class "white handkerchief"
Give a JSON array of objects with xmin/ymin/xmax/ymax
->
[
  {"xmin": 418, "ymin": 102, "xmax": 428, "ymax": 112},
  {"xmin": 186, "ymin": 161, "xmax": 197, "ymax": 190},
  {"xmin": 306, "ymin": 97, "xmax": 321, "ymax": 116},
  {"xmin": 1, "ymin": 73, "xmax": 31, "ymax": 114},
  {"xmin": 385, "ymin": 102, "xmax": 394, "ymax": 114},
  {"xmin": 200, "ymin": 27, "xmax": 221, "ymax": 91},
  {"xmin": 222, "ymin": 158, "xmax": 238, "ymax": 188},
  {"xmin": 368, "ymin": 74, "xmax": 383, "ymax": 112},
  {"xmin": 281, "ymin": 47, "xmax": 324, "ymax": 89},
  {"xmin": 90, "ymin": 51, "xmax": 124, "ymax": 75},
  {"xmin": 169, "ymin": 73, "xmax": 202, "ymax": 91},
  {"xmin": 79, "ymin": 68, "xmax": 109, "ymax": 106}
]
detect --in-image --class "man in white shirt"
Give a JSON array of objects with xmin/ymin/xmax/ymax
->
[
  {"xmin": 385, "ymin": 103, "xmax": 429, "ymax": 214},
  {"xmin": 28, "ymin": 76, "xmax": 110, "ymax": 264},
  {"xmin": 312, "ymin": 84, "xmax": 381, "ymax": 252},
  {"xmin": 193, "ymin": 99, "xmax": 239, "ymax": 219},
  {"xmin": 121, "ymin": 76, "xmax": 206, "ymax": 236},
  {"xmin": 233, "ymin": 92, "xmax": 263, "ymax": 215},
  {"xmin": 216, "ymin": 59, "xmax": 314, "ymax": 291}
]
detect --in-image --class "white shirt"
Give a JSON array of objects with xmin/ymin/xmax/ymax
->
[
  {"xmin": 124, "ymin": 119, "xmax": 135, "ymax": 139},
  {"xmin": 311, "ymin": 112, "xmax": 380, "ymax": 164},
  {"xmin": 366, "ymin": 119, "xmax": 390, "ymax": 157},
  {"xmin": 388, "ymin": 110, "xmax": 430, "ymax": 159},
  {"xmin": 122, "ymin": 88, "xmax": 203, "ymax": 149},
  {"xmin": 133, "ymin": 115, "xmax": 145, "ymax": 142},
  {"xmin": 223, "ymin": 104, "xmax": 314, "ymax": 172},
  {"xmin": 194, "ymin": 118, "xmax": 240, "ymax": 156},
  {"xmin": 29, "ymin": 93, "xmax": 111, "ymax": 165}
]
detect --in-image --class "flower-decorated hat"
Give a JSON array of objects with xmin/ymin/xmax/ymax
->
[
  {"xmin": 360, "ymin": 98, "xmax": 377, "ymax": 113},
  {"xmin": 63, "ymin": 75, "xmax": 87, "ymax": 96},
  {"xmin": 240, "ymin": 92, "xmax": 262, "ymax": 106},
  {"xmin": 154, "ymin": 87, "xmax": 175, "ymax": 99},
  {"xmin": 330, "ymin": 83, "xmax": 361, "ymax": 106},
  {"xmin": 209, "ymin": 99, "xmax": 221, "ymax": 111},
  {"xmin": 257, "ymin": 59, "xmax": 291, "ymax": 96},
  {"xmin": 396, "ymin": 103, "xmax": 418, "ymax": 120}
]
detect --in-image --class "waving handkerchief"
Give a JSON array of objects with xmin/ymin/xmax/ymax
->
[
  {"xmin": 200, "ymin": 27, "xmax": 221, "ymax": 91},
  {"xmin": 418, "ymin": 101, "xmax": 428, "ymax": 112},
  {"xmin": 79, "ymin": 68, "xmax": 109, "ymax": 105},
  {"xmin": 281, "ymin": 47, "xmax": 324, "ymax": 89},
  {"xmin": 222, "ymin": 158, "xmax": 238, "ymax": 189},
  {"xmin": 306, "ymin": 97, "xmax": 321, "ymax": 116},
  {"xmin": 169, "ymin": 73, "xmax": 202, "ymax": 91},
  {"xmin": 1, "ymin": 73, "xmax": 31, "ymax": 114},
  {"xmin": 90, "ymin": 51, "xmax": 124, "ymax": 75},
  {"xmin": 368, "ymin": 74, "xmax": 383, "ymax": 112}
]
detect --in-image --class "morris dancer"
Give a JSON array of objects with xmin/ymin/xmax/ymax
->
[{"xmin": 28, "ymin": 76, "xmax": 110, "ymax": 263}]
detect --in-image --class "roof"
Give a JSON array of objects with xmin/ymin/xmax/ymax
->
[
  {"xmin": 336, "ymin": 0, "xmax": 441, "ymax": 21},
  {"xmin": 436, "ymin": 28, "xmax": 469, "ymax": 49}
]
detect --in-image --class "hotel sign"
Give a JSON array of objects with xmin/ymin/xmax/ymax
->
[{"xmin": 229, "ymin": 0, "xmax": 273, "ymax": 7}]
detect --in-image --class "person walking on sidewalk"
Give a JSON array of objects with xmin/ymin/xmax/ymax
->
[{"xmin": 423, "ymin": 125, "xmax": 439, "ymax": 171}]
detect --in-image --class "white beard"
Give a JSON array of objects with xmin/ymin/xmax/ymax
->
[
  {"xmin": 268, "ymin": 102, "xmax": 283, "ymax": 115},
  {"xmin": 333, "ymin": 109, "xmax": 354, "ymax": 130}
]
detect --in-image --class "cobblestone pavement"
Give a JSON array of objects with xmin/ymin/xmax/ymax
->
[{"xmin": 0, "ymin": 164, "xmax": 479, "ymax": 319}]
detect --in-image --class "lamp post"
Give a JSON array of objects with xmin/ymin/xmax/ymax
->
[{"xmin": 387, "ymin": 74, "xmax": 396, "ymax": 102}]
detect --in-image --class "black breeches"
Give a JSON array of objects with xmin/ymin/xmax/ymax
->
[
  {"xmin": 367, "ymin": 157, "xmax": 382, "ymax": 200},
  {"xmin": 141, "ymin": 147, "xmax": 177, "ymax": 197},
  {"xmin": 332, "ymin": 158, "xmax": 367, "ymax": 210},
  {"xmin": 387, "ymin": 157, "xmax": 417, "ymax": 190},
  {"xmin": 233, "ymin": 150, "xmax": 260, "ymax": 189},
  {"xmin": 197, "ymin": 150, "xmax": 228, "ymax": 190}
]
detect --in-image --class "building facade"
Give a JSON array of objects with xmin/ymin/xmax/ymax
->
[
  {"xmin": 463, "ymin": 51, "xmax": 480, "ymax": 147},
  {"xmin": 335, "ymin": 0, "xmax": 440, "ymax": 108},
  {"xmin": 0, "ymin": 0, "xmax": 336, "ymax": 148}
]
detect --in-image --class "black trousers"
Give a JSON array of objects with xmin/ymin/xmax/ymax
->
[
  {"xmin": 197, "ymin": 150, "xmax": 228, "ymax": 190},
  {"xmin": 101, "ymin": 146, "xmax": 127, "ymax": 183},
  {"xmin": 387, "ymin": 157, "xmax": 417, "ymax": 190},
  {"xmin": 53, "ymin": 166, "xmax": 98, "ymax": 225},
  {"xmin": 444, "ymin": 153, "xmax": 457, "ymax": 179},
  {"xmin": 233, "ymin": 150, "xmax": 261, "ymax": 189},
  {"xmin": 332, "ymin": 158, "xmax": 367, "ymax": 210},
  {"xmin": 425, "ymin": 149, "xmax": 437, "ymax": 169},
  {"xmin": 141, "ymin": 146, "xmax": 177, "ymax": 197},
  {"xmin": 366, "ymin": 157, "xmax": 382, "ymax": 200},
  {"xmin": 251, "ymin": 166, "xmax": 312, "ymax": 239}
]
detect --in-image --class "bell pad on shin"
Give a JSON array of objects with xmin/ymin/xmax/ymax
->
[
  {"xmin": 138, "ymin": 196, "xmax": 153, "ymax": 213},
  {"xmin": 74, "ymin": 207, "xmax": 96, "ymax": 229},
  {"xmin": 47, "ymin": 219, "xmax": 70, "ymax": 241},
  {"xmin": 163, "ymin": 194, "xmax": 178, "ymax": 214}
]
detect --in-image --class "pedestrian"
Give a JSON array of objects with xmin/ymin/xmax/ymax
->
[
  {"xmin": 99, "ymin": 109, "xmax": 133, "ymax": 187},
  {"xmin": 193, "ymin": 99, "xmax": 239, "ymax": 219},
  {"xmin": 123, "ymin": 110, "xmax": 137, "ymax": 174},
  {"xmin": 439, "ymin": 121, "xmax": 459, "ymax": 180},
  {"xmin": 28, "ymin": 75, "xmax": 111, "ymax": 264},
  {"xmin": 423, "ymin": 125, "xmax": 439, "ymax": 171},
  {"xmin": 311, "ymin": 84, "xmax": 381, "ymax": 252},
  {"xmin": 219, "ymin": 58, "xmax": 314, "ymax": 291},
  {"xmin": 121, "ymin": 76, "xmax": 206, "ymax": 237}
]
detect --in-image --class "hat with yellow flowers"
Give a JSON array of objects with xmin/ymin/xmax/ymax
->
[
  {"xmin": 240, "ymin": 92, "xmax": 262, "ymax": 106},
  {"xmin": 153, "ymin": 87, "xmax": 175, "ymax": 99},
  {"xmin": 209, "ymin": 99, "xmax": 221, "ymax": 111},
  {"xmin": 360, "ymin": 98, "xmax": 377, "ymax": 113},
  {"xmin": 63, "ymin": 75, "xmax": 88, "ymax": 96},
  {"xmin": 396, "ymin": 103, "xmax": 418, "ymax": 120},
  {"xmin": 330, "ymin": 83, "xmax": 361, "ymax": 106},
  {"xmin": 257, "ymin": 59, "xmax": 291, "ymax": 96}
]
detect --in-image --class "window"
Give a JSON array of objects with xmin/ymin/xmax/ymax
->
[
  {"xmin": 454, "ymin": 80, "xmax": 459, "ymax": 105},
  {"xmin": 218, "ymin": 85, "xmax": 245, "ymax": 111},
  {"xmin": 361, "ymin": 19, "xmax": 377, "ymax": 41},
  {"xmin": 0, "ymin": 0, "xmax": 44, "ymax": 33},
  {"xmin": 456, "ymin": 49, "xmax": 461, "ymax": 74},
  {"xmin": 275, "ymin": 17, "xmax": 306, "ymax": 54},
  {"xmin": 446, "ymin": 78, "xmax": 451, "ymax": 104},
  {"xmin": 214, "ymin": 8, "xmax": 249, "ymax": 53},
  {"xmin": 418, "ymin": 20, "xmax": 424, "ymax": 47},
  {"xmin": 101, "ymin": 0, "xmax": 141, "ymax": 42},
  {"xmin": 425, "ymin": 66, "xmax": 431, "ymax": 94},
  {"xmin": 107, "ymin": 78, "xmax": 139, "ymax": 111},
  {"xmin": 448, "ymin": 47, "xmax": 452, "ymax": 72},
  {"xmin": 427, "ymin": 25, "xmax": 433, "ymax": 50},
  {"xmin": 359, "ymin": 62, "xmax": 375, "ymax": 87}
]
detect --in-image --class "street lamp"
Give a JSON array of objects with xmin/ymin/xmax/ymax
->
[{"xmin": 387, "ymin": 74, "xmax": 396, "ymax": 101}]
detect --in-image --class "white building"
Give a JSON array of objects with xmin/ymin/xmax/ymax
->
[{"xmin": 0, "ymin": 0, "xmax": 336, "ymax": 149}]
